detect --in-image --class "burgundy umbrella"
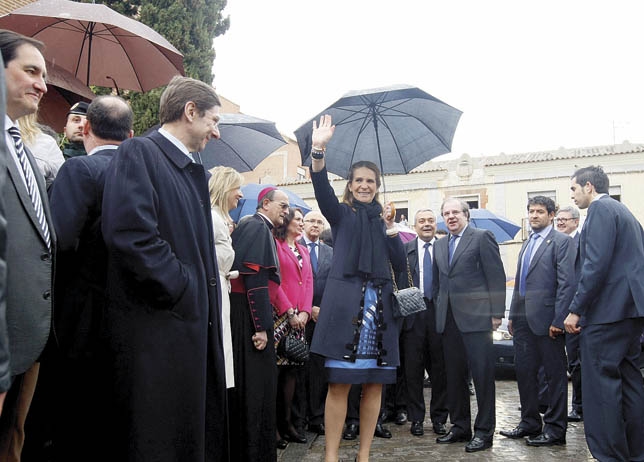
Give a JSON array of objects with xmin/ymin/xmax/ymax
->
[{"xmin": 0, "ymin": 0, "xmax": 184, "ymax": 92}]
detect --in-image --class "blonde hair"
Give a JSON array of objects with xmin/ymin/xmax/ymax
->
[
  {"xmin": 208, "ymin": 166, "xmax": 244, "ymax": 221},
  {"xmin": 16, "ymin": 113, "xmax": 41, "ymax": 146}
]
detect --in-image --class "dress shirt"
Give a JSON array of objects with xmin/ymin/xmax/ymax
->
[
  {"xmin": 417, "ymin": 237, "xmax": 435, "ymax": 297},
  {"xmin": 158, "ymin": 126, "xmax": 195, "ymax": 162}
]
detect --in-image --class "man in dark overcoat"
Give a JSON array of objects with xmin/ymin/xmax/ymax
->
[
  {"xmin": 101, "ymin": 76, "xmax": 228, "ymax": 462},
  {"xmin": 564, "ymin": 165, "xmax": 644, "ymax": 462},
  {"xmin": 44, "ymin": 95, "xmax": 133, "ymax": 460}
]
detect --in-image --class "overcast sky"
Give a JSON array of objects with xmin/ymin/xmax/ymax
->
[{"xmin": 212, "ymin": 0, "xmax": 644, "ymax": 159}]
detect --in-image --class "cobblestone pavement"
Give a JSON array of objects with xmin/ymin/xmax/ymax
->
[{"xmin": 278, "ymin": 378, "xmax": 593, "ymax": 461}]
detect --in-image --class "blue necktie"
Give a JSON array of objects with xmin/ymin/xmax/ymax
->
[
  {"xmin": 448, "ymin": 234, "xmax": 458, "ymax": 265},
  {"xmin": 519, "ymin": 233, "xmax": 539, "ymax": 297},
  {"xmin": 308, "ymin": 241, "xmax": 318, "ymax": 272},
  {"xmin": 423, "ymin": 241, "xmax": 432, "ymax": 299}
]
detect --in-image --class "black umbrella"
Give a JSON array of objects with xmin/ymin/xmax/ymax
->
[
  {"xmin": 295, "ymin": 84, "xmax": 462, "ymax": 179},
  {"xmin": 201, "ymin": 113, "xmax": 287, "ymax": 171}
]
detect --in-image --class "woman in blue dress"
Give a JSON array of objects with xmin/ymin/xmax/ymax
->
[{"xmin": 309, "ymin": 115, "xmax": 406, "ymax": 462}]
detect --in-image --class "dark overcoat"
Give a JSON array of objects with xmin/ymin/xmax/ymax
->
[
  {"xmin": 309, "ymin": 168, "xmax": 405, "ymax": 367},
  {"xmin": 101, "ymin": 130, "xmax": 228, "ymax": 461}
]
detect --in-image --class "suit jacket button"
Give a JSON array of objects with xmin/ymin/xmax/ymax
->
[
  {"xmin": 40, "ymin": 253, "xmax": 50, "ymax": 261},
  {"xmin": 209, "ymin": 277, "xmax": 217, "ymax": 286},
  {"xmin": 43, "ymin": 290, "xmax": 51, "ymax": 300}
]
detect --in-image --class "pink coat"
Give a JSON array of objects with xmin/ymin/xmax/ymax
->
[{"xmin": 270, "ymin": 238, "xmax": 314, "ymax": 316}]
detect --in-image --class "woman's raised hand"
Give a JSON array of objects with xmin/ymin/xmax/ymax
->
[{"xmin": 311, "ymin": 114, "xmax": 335, "ymax": 150}]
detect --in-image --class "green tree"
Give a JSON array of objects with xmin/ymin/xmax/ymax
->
[{"xmin": 99, "ymin": 0, "xmax": 230, "ymax": 133}]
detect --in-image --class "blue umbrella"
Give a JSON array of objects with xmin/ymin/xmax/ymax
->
[
  {"xmin": 230, "ymin": 184, "xmax": 312, "ymax": 223},
  {"xmin": 201, "ymin": 113, "xmax": 286, "ymax": 171},
  {"xmin": 294, "ymin": 84, "xmax": 462, "ymax": 179},
  {"xmin": 437, "ymin": 209, "xmax": 521, "ymax": 243}
]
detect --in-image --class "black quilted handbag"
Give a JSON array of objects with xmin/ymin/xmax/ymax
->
[
  {"xmin": 389, "ymin": 261, "xmax": 427, "ymax": 318},
  {"xmin": 277, "ymin": 333, "xmax": 310, "ymax": 362}
]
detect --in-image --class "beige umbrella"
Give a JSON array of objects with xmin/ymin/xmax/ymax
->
[{"xmin": 0, "ymin": 0, "xmax": 184, "ymax": 92}]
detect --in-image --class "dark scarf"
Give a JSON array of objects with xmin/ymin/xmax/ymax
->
[{"xmin": 343, "ymin": 200, "xmax": 389, "ymax": 284}]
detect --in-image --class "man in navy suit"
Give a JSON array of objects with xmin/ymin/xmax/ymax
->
[
  {"xmin": 397, "ymin": 209, "xmax": 448, "ymax": 437},
  {"xmin": 432, "ymin": 198, "xmax": 506, "ymax": 453},
  {"xmin": 101, "ymin": 76, "xmax": 228, "ymax": 461},
  {"xmin": 501, "ymin": 196, "xmax": 575, "ymax": 446},
  {"xmin": 44, "ymin": 95, "xmax": 133, "ymax": 460},
  {"xmin": 564, "ymin": 165, "xmax": 644, "ymax": 462},
  {"xmin": 555, "ymin": 205, "xmax": 584, "ymax": 423},
  {"xmin": 294, "ymin": 210, "xmax": 333, "ymax": 435}
]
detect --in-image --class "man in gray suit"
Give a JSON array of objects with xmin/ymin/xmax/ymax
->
[
  {"xmin": 0, "ymin": 30, "xmax": 55, "ymax": 460},
  {"xmin": 432, "ymin": 198, "xmax": 506, "ymax": 453},
  {"xmin": 555, "ymin": 205, "xmax": 583, "ymax": 422},
  {"xmin": 0, "ymin": 52, "xmax": 10, "ymax": 416},
  {"xmin": 501, "ymin": 196, "xmax": 575, "ymax": 446},
  {"xmin": 564, "ymin": 165, "xmax": 644, "ymax": 462},
  {"xmin": 295, "ymin": 210, "xmax": 333, "ymax": 435}
]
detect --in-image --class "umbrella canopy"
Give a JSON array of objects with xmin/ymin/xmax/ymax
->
[
  {"xmin": 294, "ymin": 84, "xmax": 462, "ymax": 179},
  {"xmin": 437, "ymin": 209, "xmax": 521, "ymax": 243},
  {"xmin": 201, "ymin": 114, "xmax": 286, "ymax": 171},
  {"xmin": 230, "ymin": 184, "xmax": 312, "ymax": 223},
  {"xmin": 0, "ymin": 0, "xmax": 184, "ymax": 92}
]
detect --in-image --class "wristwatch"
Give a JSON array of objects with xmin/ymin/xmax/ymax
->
[{"xmin": 311, "ymin": 147, "xmax": 325, "ymax": 159}]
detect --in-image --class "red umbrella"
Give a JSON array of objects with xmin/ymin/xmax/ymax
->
[{"xmin": 0, "ymin": 0, "xmax": 184, "ymax": 92}]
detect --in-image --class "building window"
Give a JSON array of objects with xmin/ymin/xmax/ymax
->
[
  {"xmin": 455, "ymin": 194, "xmax": 479, "ymax": 209},
  {"xmin": 527, "ymin": 190, "xmax": 556, "ymax": 202},
  {"xmin": 609, "ymin": 185, "xmax": 621, "ymax": 202}
]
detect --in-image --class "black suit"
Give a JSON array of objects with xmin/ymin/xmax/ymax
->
[
  {"xmin": 564, "ymin": 231, "xmax": 582, "ymax": 414},
  {"xmin": 432, "ymin": 226, "xmax": 505, "ymax": 440},
  {"xmin": 509, "ymin": 227, "xmax": 575, "ymax": 438},
  {"xmin": 568, "ymin": 195, "xmax": 644, "ymax": 461},
  {"xmin": 293, "ymin": 237, "xmax": 332, "ymax": 428},
  {"xmin": 398, "ymin": 237, "xmax": 447, "ymax": 425}
]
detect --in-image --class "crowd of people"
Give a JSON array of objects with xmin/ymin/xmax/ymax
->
[{"xmin": 1, "ymin": 28, "xmax": 644, "ymax": 462}]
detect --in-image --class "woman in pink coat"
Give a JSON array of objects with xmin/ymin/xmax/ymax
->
[{"xmin": 270, "ymin": 207, "xmax": 314, "ymax": 448}]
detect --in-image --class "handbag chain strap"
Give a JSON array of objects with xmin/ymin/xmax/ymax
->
[{"xmin": 389, "ymin": 258, "xmax": 415, "ymax": 292}]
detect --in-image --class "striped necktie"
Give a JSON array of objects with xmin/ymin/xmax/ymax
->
[{"xmin": 8, "ymin": 126, "xmax": 51, "ymax": 250}]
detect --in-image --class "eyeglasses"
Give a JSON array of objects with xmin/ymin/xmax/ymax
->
[
  {"xmin": 272, "ymin": 201, "xmax": 290, "ymax": 210},
  {"xmin": 555, "ymin": 217, "xmax": 577, "ymax": 224},
  {"xmin": 304, "ymin": 219, "xmax": 325, "ymax": 226}
]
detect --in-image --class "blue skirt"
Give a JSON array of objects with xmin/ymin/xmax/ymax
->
[{"xmin": 326, "ymin": 283, "xmax": 396, "ymax": 384}]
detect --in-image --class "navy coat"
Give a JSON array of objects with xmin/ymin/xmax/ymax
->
[
  {"xmin": 509, "ymin": 227, "xmax": 576, "ymax": 334},
  {"xmin": 569, "ymin": 195, "xmax": 644, "ymax": 324},
  {"xmin": 309, "ymin": 169, "xmax": 406, "ymax": 367},
  {"xmin": 102, "ymin": 131, "xmax": 228, "ymax": 461}
]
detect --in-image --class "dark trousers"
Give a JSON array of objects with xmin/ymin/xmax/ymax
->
[
  {"xmin": 399, "ymin": 301, "xmax": 448, "ymax": 424},
  {"xmin": 580, "ymin": 318, "xmax": 644, "ymax": 462},
  {"xmin": 292, "ymin": 320, "xmax": 327, "ymax": 428},
  {"xmin": 442, "ymin": 307, "xmax": 495, "ymax": 439},
  {"xmin": 512, "ymin": 308, "xmax": 568, "ymax": 438},
  {"xmin": 565, "ymin": 331, "xmax": 583, "ymax": 413}
]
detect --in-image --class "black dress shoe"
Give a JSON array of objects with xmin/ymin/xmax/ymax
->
[
  {"xmin": 379, "ymin": 411, "xmax": 394, "ymax": 423},
  {"xmin": 308, "ymin": 423, "xmax": 325, "ymax": 435},
  {"xmin": 343, "ymin": 423, "xmax": 358, "ymax": 440},
  {"xmin": 500, "ymin": 426, "xmax": 541, "ymax": 439},
  {"xmin": 567, "ymin": 409, "xmax": 583, "ymax": 422},
  {"xmin": 374, "ymin": 423, "xmax": 392, "ymax": 438},
  {"xmin": 410, "ymin": 421, "xmax": 424, "ymax": 436},
  {"xmin": 526, "ymin": 432, "xmax": 566, "ymax": 446},
  {"xmin": 436, "ymin": 431, "xmax": 470, "ymax": 444},
  {"xmin": 284, "ymin": 429, "xmax": 307, "ymax": 444},
  {"xmin": 395, "ymin": 410, "xmax": 408, "ymax": 425},
  {"xmin": 432, "ymin": 422, "xmax": 447, "ymax": 435},
  {"xmin": 465, "ymin": 436, "xmax": 493, "ymax": 452},
  {"xmin": 276, "ymin": 439, "xmax": 288, "ymax": 450}
]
